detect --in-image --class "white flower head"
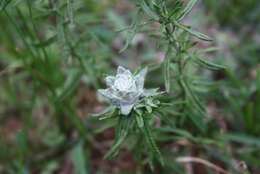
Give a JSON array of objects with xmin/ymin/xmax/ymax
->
[{"xmin": 98, "ymin": 66, "xmax": 157, "ymax": 115}]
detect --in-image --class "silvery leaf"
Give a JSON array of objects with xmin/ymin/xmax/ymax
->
[
  {"xmin": 105, "ymin": 76, "xmax": 115, "ymax": 87},
  {"xmin": 134, "ymin": 67, "xmax": 147, "ymax": 90},
  {"xmin": 120, "ymin": 92, "xmax": 139, "ymax": 101},
  {"xmin": 117, "ymin": 66, "xmax": 132, "ymax": 76},
  {"xmin": 98, "ymin": 89, "xmax": 122, "ymax": 101},
  {"xmin": 91, "ymin": 106, "xmax": 115, "ymax": 117},
  {"xmin": 120, "ymin": 103, "xmax": 135, "ymax": 115},
  {"xmin": 143, "ymin": 88, "xmax": 161, "ymax": 97}
]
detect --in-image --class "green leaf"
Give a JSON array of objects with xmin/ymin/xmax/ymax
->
[
  {"xmin": 42, "ymin": 161, "xmax": 59, "ymax": 174},
  {"xmin": 107, "ymin": 10, "xmax": 140, "ymax": 53},
  {"xmin": 33, "ymin": 35, "xmax": 57, "ymax": 48},
  {"xmin": 67, "ymin": 0, "xmax": 74, "ymax": 27},
  {"xmin": 140, "ymin": 0, "xmax": 159, "ymax": 21},
  {"xmin": 143, "ymin": 119, "xmax": 164, "ymax": 165},
  {"xmin": 135, "ymin": 112, "xmax": 144, "ymax": 128},
  {"xmin": 163, "ymin": 47, "xmax": 171, "ymax": 92},
  {"xmin": 178, "ymin": 0, "xmax": 198, "ymax": 21},
  {"xmin": 156, "ymin": 110, "xmax": 177, "ymax": 127},
  {"xmin": 158, "ymin": 127, "xmax": 193, "ymax": 139},
  {"xmin": 199, "ymin": 47, "xmax": 220, "ymax": 53},
  {"xmin": 257, "ymin": 69, "xmax": 260, "ymax": 90},
  {"xmin": 174, "ymin": 21, "xmax": 212, "ymax": 41},
  {"xmin": 57, "ymin": 104, "xmax": 87, "ymax": 137},
  {"xmin": 42, "ymin": 127, "xmax": 65, "ymax": 147},
  {"xmin": 56, "ymin": 69, "xmax": 82, "ymax": 102},
  {"xmin": 0, "ymin": 0, "xmax": 12, "ymax": 11},
  {"xmin": 104, "ymin": 130, "xmax": 127, "ymax": 159},
  {"xmin": 91, "ymin": 106, "xmax": 116, "ymax": 120},
  {"xmin": 71, "ymin": 142, "xmax": 89, "ymax": 174},
  {"xmin": 119, "ymin": 29, "xmax": 136, "ymax": 53},
  {"xmin": 222, "ymin": 133, "xmax": 260, "ymax": 147},
  {"xmin": 134, "ymin": 108, "xmax": 143, "ymax": 116},
  {"xmin": 192, "ymin": 55, "xmax": 227, "ymax": 71},
  {"xmin": 16, "ymin": 130, "xmax": 28, "ymax": 159},
  {"xmin": 180, "ymin": 78, "xmax": 205, "ymax": 115},
  {"xmin": 147, "ymin": 98, "xmax": 158, "ymax": 108},
  {"xmin": 146, "ymin": 105, "xmax": 153, "ymax": 113},
  {"xmin": 104, "ymin": 116, "xmax": 133, "ymax": 159},
  {"xmin": 119, "ymin": 10, "xmax": 140, "ymax": 53},
  {"xmin": 243, "ymin": 102, "xmax": 254, "ymax": 131},
  {"xmin": 107, "ymin": 10, "xmax": 127, "ymax": 32},
  {"xmin": 168, "ymin": 1, "xmax": 183, "ymax": 19},
  {"xmin": 186, "ymin": 108, "xmax": 206, "ymax": 132}
]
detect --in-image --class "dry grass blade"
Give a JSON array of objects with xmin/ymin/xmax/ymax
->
[{"xmin": 176, "ymin": 156, "xmax": 230, "ymax": 174}]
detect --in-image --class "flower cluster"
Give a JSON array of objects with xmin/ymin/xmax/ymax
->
[{"xmin": 98, "ymin": 66, "xmax": 159, "ymax": 115}]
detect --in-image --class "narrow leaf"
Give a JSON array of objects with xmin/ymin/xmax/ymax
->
[
  {"xmin": 186, "ymin": 109, "xmax": 206, "ymax": 132},
  {"xmin": 256, "ymin": 69, "xmax": 260, "ymax": 90},
  {"xmin": 143, "ymin": 120, "xmax": 164, "ymax": 165},
  {"xmin": 104, "ymin": 130, "xmax": 127, "ymax": 159},
  {"xmin": 104, "ymin": 116, "xmax": 132, "ymax": 159},
  {"xmin": 163, "ymin": 46, "xmax": 171, "ymax": 92},
  {"xmin": 178, "ymin": 0, "xmax": 198, "ymax": 21},
  {"xmin": 140, "ymin": 0, "xmax": 159, "ymax": 20},
  {"xmin": 222, "ymin": 133, "xmax": 260, "ymax": 147},
  {"xmin": 180, "ymin": 78, "xmax": 205, "ymax": 115},
  {"xmin": 119, "ymin": 10, "xmax": 140, "ymax": 53},
  {"xmin": 0, "ymin": 0, "xmax": 12, "ymax": 11},
  {"xmin": 56, "ymin": 69, "xmax": 82, "ymax": 102},
  {"xmin": 33, "ymin": 35, "xmax": 57, "ymax": 48},
  {"xmin": 174, "ymin": 21, "xmax": 212, "ymax": 41},
  {"xmin": 193, "ymin": 55, "xmax": 226, "ymax": 71},
  {"xmin": 97, "ymin": 107, "xmax": 117, "ymax": 120},
  {"xmin": 91, "ymin": 106, "xmax": 115, "ymax": 118},
  {"xmin": 135, "ymin": 113, "xmax": 144, "ymax": 128},
  {"xmin": 71, "ymin": 142, "xmax": 88, "ymax": 174}
]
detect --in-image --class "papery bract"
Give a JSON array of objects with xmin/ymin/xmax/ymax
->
[{"xmin": 98, "ymin": 66, "xmax": 158, "ymax": 115}]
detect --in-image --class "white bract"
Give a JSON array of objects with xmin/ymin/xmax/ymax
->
[{"xmin": 98, "ymin": 66, "xmax": 159, "ymax": 115}]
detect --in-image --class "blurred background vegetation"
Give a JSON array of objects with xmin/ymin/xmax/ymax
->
[{"xmin": 0, "ymin": 0, "xmax": 259, "ymax": 173}]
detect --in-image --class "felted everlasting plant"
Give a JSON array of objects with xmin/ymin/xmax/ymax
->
[
  {"xmin": 98, "ymin": 66, "xmax": 161, "ymax": 115},
  {"xmin": 97, "ymin": 66, "xmax": 164, "ymax": 164}
]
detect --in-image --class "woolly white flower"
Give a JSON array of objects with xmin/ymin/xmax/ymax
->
[{"xmin": 98, "ymin": 66, "xmax": 158, "ymax": 115}]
